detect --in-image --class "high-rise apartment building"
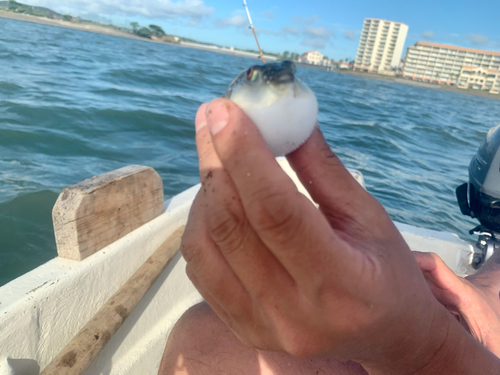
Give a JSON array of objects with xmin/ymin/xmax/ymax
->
[
  {"xmin": 354, "ymin": 18, "xmax": 409, "ymax": 74},
  {"xmin": 402, "ymin": 42, "xmax": 500, "ymax": 94}
]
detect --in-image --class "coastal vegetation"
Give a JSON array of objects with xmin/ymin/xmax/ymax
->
[
  {"xmin": 129, "ymin": 22, "xmax": 166, "ymax": 39},
  {"xmin": 0, "ymin": 0, "xmax": 60, "ymax": 18},
  {"xmin": 0, "ymin": 1, "xmax": 362, "ymax": 65},
  {"xmin": 0, "ymin": 1, "xmax": 176, "ymax": 43}
]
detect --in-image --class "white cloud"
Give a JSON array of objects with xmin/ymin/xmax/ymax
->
[
  {"xmin": 466, "ymin": 33, "xmax": 490, "ymax": 46},
  {"xmin": 300, "ymin": 26, "xmax": 335, "ymax": 51},
  {"xmin": 278, "ymin": 25, "xmax": 300, "ymax": 36},
  {"xmin": 343, "ymin": 30, "xmax": 355, "ymax": 41},
  {"xmin": 24, "ymin": 0, "xmax": 214, "ymax": 20},
  {"xmin": 259, "ymin": 10, "xmax": 275, "ymax": 20},
  {"xmin": 301, "ymin": 39, "xmax": 327, "ymax": 49},
  {"xmin": 214, "ymin": 14, "xmax": 247, "ymax": 29},
  {"xmin": 254, "ymin": 27, "xmax": 275, "ymax": 35},
  {"xmin": 303, "ymin": 26, "xmax": 335, "ymax": 39},
  {"xmin": 421, "ymin": 31, "xmax": 434, "ymax": 40},
  {"xmin": 293, "ymin": 15, "xmax": 319, "ymax": 26}
]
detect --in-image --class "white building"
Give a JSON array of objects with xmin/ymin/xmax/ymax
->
[
  {"xmin": 299, "ymin": 50, "xmax": 324, "ymax": 65},
  {"xmin": 402, "ymin": 42, "xmax": 500, "ymax": 94},
  {"xmin": 339, "ymin": 62, "xmax": 350, "ymax": 70},
  {"xmin": 354, "ymin": 18, "xmax": 409, "ymax": 74}
]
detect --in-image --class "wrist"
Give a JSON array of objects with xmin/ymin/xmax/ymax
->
[{"xmin": 363, "ymin": 304, "xmax": 500, "ymax": 374}]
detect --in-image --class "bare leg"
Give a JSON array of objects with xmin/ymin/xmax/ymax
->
[{"xmin": 159, "ymin": 302, "xmax": 367, "ymax": 375}]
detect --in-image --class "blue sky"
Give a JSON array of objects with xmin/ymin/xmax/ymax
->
[{"xmin": 24, "ymin": 0, "xmax": 500, "ymax": 60}]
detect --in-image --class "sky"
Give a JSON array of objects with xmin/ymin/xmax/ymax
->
[{"xmin": 22, "ymin": 0, "xmax": 500, "ymax": 60}]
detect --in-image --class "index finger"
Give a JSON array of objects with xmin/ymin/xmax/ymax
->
[{"xmin": 204, "ymin": 99, "xmax": 360, "ymax": 287}]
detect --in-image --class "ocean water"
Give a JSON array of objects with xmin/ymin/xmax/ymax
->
[{"xmin": 1, "ymin": 17, "xmax": 500, "ymax": 287}]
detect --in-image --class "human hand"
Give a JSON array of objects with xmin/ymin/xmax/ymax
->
[
  {"xmin": 413, "ymin": 251, "xmax": 500, "ymax": 357},
  {"xmin": 181, "ymin": 98, "xmax": 498, "ymax": 374}
]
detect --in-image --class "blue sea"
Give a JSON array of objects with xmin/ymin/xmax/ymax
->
[{"xmin": 1, "ymin": 17, "xmax": 500, "ymax": 286}]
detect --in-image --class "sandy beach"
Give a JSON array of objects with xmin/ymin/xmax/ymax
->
[{"xmin": 1, "ymin": 10, "xmax": 499, "ymax": 101}]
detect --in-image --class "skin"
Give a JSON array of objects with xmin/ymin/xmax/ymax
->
[
  {"xmin": 179, "ymin": 98, "xmax": 500, "ymax": 374},
  {"xmin": 159, "ymin": 301, "xmax": 369, "ymax": 375},
  {"xmin": 413, "ymin": 250, "xmax": 500, "ymax": 357}
]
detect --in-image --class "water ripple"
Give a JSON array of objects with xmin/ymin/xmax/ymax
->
[{"xmin": 1, "ymin": 17, "xmax": 500, "ymax": 285}]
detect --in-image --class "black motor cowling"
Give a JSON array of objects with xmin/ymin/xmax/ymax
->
[
  {"xmin": 456, "ymin": 124, "xmax": 500, "ymax": 232},
  {"xmin": 456, "ymin": 124, "xmax": 500, "ymax": 269}
]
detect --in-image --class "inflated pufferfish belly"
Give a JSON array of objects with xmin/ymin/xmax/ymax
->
[{"xmin": 224, "ymin": 61, "xmax": 318, "ymax": 156}]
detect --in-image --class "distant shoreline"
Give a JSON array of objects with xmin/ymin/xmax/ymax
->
[
  {"xmin": 296, "ymin": 62, "xmax": 500, "ymax": 101},
  {"xmin": 0, "ymin": 11, "xmax": 270, "ymax": 60},
  {"xmin": 0, "ymin": 10, "xmax": 150, "ymax": 42},
  {"xmin": 333, "ymin": 69, "xmax": 500, "ymax": 101},
  {"xmin": 1, "ymin": 10, "xmax": 499, "ymax": 101}
]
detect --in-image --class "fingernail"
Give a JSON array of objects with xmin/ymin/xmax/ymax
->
[
  {"xmin": 195, "ymin": 103, "xmax": 209, "ymax": 133},
  {"xmin": 206, "ymin": 101, "xmax": 229, "ymax": 136},
  {"xmin": 195, "ymin": 121, "xmax": 207, "ymax": 133}
]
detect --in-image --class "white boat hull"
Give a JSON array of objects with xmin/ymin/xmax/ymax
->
[{"xmin": 0, "ymin": 160, "xmax": 475, "ymax": 374}]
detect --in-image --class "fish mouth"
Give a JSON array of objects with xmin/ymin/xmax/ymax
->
[{"xmin": 273, "ymin": 70, "xmax": 294, "ymax": 84}]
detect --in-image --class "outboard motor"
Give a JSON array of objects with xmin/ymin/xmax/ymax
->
[{"xmin": 456, "ymin": 124, "xmax": 500, "ymax": 269}]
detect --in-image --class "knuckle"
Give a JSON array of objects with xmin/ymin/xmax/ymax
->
[
  {"xmin": 280, "ymin": 331, "xmax": 320, "ymax": 357},
  {"xmin": 185, "ymin": 264, "xmax": 196, "ymax": 282},
  {"xmin": 319, "ymin": 141, "xmax": 339, "ymax": 162},
  {"xmin": 180, "ymin": 238, "xmax": 201, "ymax": 264},
  {"xmin": 250, "ymin": 189, "xmax": 303, "ymax": 243},
  {"xmin": 207, "ymin": 204, "xmax": 247, "ymax": 252},
  {"xmin": 428, "ymin": 252, "xmax": 440, "ymax": 261},
  {"xmin": 429, "ymin": 252, "xmax": 447, "ymax": 269}
]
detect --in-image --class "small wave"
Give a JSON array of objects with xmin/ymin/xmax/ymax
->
[
  {"xmin": 1, "ymin": 17, "xmax": 500, "ymax": 286},
  {"xmin": 0, "ymin": 190, "xmax": 59, "ymax": 287},
  {"xmin": 0, "ymin": 82, "xmax": 22, "ymax": 91}
]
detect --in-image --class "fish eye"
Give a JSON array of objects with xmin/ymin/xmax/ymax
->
[
  {"xmin": 246, "ymin": 67, "xmax": 258, "ymax": 81},
  {"xmin": 246, "ymin": 67, "xmax": 254, "ymax": 80}
]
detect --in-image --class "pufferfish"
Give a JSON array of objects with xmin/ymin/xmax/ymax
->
[{"xmin": 224, "ymin": 60, "xmax": 318, "ymax": 156}]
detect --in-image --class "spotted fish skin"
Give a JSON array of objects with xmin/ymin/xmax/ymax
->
[
  {"xmin": 225, "ymin": 61, "xmax": 296, "ymax": 99},
  {"xmin": 225, "ymin": 61, "xmax": 318, "ymax": 156}
]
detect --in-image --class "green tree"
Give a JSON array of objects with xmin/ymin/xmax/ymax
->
[
  {"xmin": 283, "ymin": 51, "xmax": 289, "ymax": 59},
  {"xmin": 7, "ymin": 1, "xmax": 18, "ymax": 11},
  {"xmin": 136, "ymin": 27, "xmax": 152, "ymax": 39},
  {"xmin": 130, "ymin": 22, "xmax": 139, "ymax": 32},
  {"xmin": 149, "ymin": 24, "xmax": 165, "ymax": 37},
  {"xmin": 62, "ymin": 15, "xmax": 72, "ymax": 21}
]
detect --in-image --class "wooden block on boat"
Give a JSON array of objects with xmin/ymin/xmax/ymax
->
[{"xmin": 52, "ymin": 165, "xmax": 164, "ymax": 261}]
